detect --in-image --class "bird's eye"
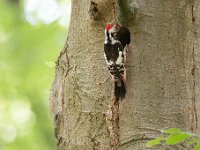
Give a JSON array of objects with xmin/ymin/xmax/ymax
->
[{"xmin": 111, "ymin": 33, "xmax": 117, "ymax": 38}]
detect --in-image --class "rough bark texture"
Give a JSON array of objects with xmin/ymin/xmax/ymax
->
[{"xmin": 50, "ymin": 0, "xmax": 200, "ymax": 149}]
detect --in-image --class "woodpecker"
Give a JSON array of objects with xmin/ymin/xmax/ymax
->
[{"xmin": 104, "ymin": 23, "xmax": 131, "ymax": 101}]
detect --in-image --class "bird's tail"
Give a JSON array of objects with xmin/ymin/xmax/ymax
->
[{"xmin": 114, "ymin": 79, "xmax": 126, "ymax": 101}]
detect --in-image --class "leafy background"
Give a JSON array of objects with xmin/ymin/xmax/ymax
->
[{"xmin": 0, "ymin": 0, "xmax": 70, "ymax": 149}]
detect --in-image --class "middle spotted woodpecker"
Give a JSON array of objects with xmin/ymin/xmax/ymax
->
[{"xmin": 104, "ymin": 23, "xmax": 131, "ymax": 101}]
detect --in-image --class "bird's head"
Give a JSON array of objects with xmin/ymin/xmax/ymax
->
[{"xmin": 105, "ymin": 23, "xmax": 119, "ymax": 44}]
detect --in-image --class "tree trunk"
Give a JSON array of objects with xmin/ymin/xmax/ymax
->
[{"xmin": 50, "ymin": 0, "xmax": 200, "ymax": 149}]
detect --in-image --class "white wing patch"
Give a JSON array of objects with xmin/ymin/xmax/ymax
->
[
  {"xmin": 107, "ymin": 60, "xmax": 114, "ymax": 66},
  {"xmin": 116, "ymin": 51, "xmax": 123, "ymax": 65}
]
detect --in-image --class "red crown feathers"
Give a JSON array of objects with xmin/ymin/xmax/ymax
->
[{"xmin": 105, "ymin": 24, "xmax": 113, "ymax": 31}]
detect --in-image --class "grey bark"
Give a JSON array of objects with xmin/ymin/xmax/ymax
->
[{"xmin": 50, "ymin": 0, "xmax": 200, "ymax": 149}]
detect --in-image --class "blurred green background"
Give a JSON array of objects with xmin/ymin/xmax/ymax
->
[{"xmin": 0, "ymin": 0, "xmax": 70, "ymax": 149}]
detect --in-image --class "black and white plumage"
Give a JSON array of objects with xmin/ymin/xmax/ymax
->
[{"xmin": 104, "ymin": 23, "xmax": 131, "ymax": 101}]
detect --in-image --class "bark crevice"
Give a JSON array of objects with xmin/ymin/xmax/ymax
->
[
  {"xmin": 191, "ymin": 1, "xmax": 198, "ymax": 132},
  {"xmin": 105, "ymin": 101, "xmax": 120, "ymax": 150},
  {"xmin": 120, "ymin": 133, "xmax": 154, "ymax": 147},
  {"xmin": 191, "ymin": 41, "xmax": 198, "ymax": 132}
]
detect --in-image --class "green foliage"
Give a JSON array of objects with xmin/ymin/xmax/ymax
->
[
  {"xmin": 165, "ymin": 133, "xmax": 190, "ymax": 145},
  {"xmin": 194, "ymin": 144, "xmax": 200, "ymax": 150},
  {"xmin": 146, "ymin": 128, "xmax": 200, "ymax": 150},
  {"xmin": 146, "ymin": 137, "xmax": 164, "ymax": 147},
  {"xmin": 163, "ymin": 128, "xmax": 182, "ymax": 134},
  {"xmin": 0, "ymin": 0, "xmax": 67, "ymax": 150}
]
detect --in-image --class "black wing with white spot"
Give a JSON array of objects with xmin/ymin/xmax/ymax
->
[{"xmin": 104, "ymin": 43, "xmax": 125, "ymax": 80}]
